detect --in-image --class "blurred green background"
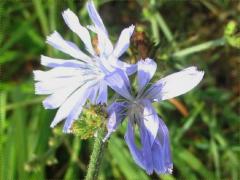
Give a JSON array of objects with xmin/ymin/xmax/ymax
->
[{"xmin": 0, "ymin": 0, "xmax": 239, "ymax": 179}]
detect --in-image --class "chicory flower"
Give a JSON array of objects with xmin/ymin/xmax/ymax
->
[
  {"xmin": 33, "ymin": 1, "xmax": 136, "ymax": 132},
  {"xmin": 104, "ymin": 58, "xmax": 204, "ymax": 174}
]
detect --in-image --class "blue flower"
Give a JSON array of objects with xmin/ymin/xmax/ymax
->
[
  {"xmin": 104, "ymin": 58, "xmax": 204, "ymax": 174},
  {"xmin": 33, "ymin": 1, "xmax": 136, "ymax": 132}
]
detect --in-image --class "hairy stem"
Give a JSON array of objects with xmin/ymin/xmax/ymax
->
[{"xmin": 85, "ymin": 127, "xmax": 106, "ymax": 180}]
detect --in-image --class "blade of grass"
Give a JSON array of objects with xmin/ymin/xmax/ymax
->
[
  {"xmin": 177, "ymin": 148, "xmax": 214, "ymax": 179},
  {"xmin": 172, "ymin": 38, "xmax": 225, "ymax": 58},
  {"xmin": 64, "ymin": 137, "xmax": 81, "ymax": 180},
  {"xmin": 109, "ymin": 136, "xmax": 149, "ymax": 180},
  {"xmin": 0, "ymin": 20, "xmax": 35, "ymax": 54},
  {"xmin": 0, "ymin": 92, "xmax": 7, "ymax": 180},
  {"xmin": 174, "ymin": 102, "xmax": 204, "ymax": 142},
  {"xmin": 49, "ymin": 0, "xmax": 57, "ymax": 32},
  {"xmin": 32, "ymin": 0, "xmax": 49, "ymax": 36},
  {"xmin": 155, "ymin": 12, "xmax": 177, "ymax": 48},
  {"xmin": 11, "ymin": 90, "xmax": 29, "ymax": 179},
  {"xmin": 6, "ymin": 97, "xmax": 44, "ymax": 111}
]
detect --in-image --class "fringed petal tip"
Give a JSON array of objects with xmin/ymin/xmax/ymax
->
[
  {"xmin": 34, "ymin": 83, "xmax": 47, "ymax": 95},
  {"xmin": 129, "ymin": 24, "xmax": 135, "ymax": 31},
  {"xmin": 63, "ymin": 128, "xmax": 72, "ymax": 134},
  {"xmin": 62, "ymin": 8, "xmax": 71, "ymax": 16},
  {"xmin": 167, "ymin": 166, "xmax": 173, "ymax": 174},
  {"xmin": 112, "ymin": 25, "xmax": 135, "ymax": 58},
  {"xmin": 145, "ymin": 165, "xmax": 173, "ymax": 175},
  {"xmin": 33, "ymin": 70, "xmax": 43, "ymax": 81},
  {"xmin": 50, "ymin": 120, "xmax": 73, "ymax": 134},
  {"xmin": 42, "ymin": 99, "xmax": 55, "ymax": 110},
  {"xmin": 183, "ymin": 66, "xmax": 205, "ymax": 82},
  {"xmin": 50, "ymin": 122, "xmax": 56, "ymax": 128},
  {"xmin": 46, "ymin": 31, "xmax": 58, "ymax": 43}
]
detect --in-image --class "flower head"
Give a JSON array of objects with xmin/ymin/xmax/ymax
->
[
  {"xmin": 33, "ymin": 1, "xmax": 136, "ymax": 132},
  {"xmin": 104, "ymin": 58, "xmax": 204, "ymax": 174}
]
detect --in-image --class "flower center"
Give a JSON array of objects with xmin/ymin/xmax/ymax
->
[{"xmin": 128, "ymin": 100, "xmax": 144, "ymax": 124}]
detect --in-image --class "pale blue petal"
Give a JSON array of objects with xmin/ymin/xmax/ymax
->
[
  {"xmin": 125, "ymin": 121, "xmax": 145, "ymax": 169},
  {"xmin": 104, "ymin": 69, "xmax": 133, "ymax": 100},
  {"xmin": 96, "ymin": 80, "xmax": 108, "ymax": 104},
  {"xmin": 86, "ymin": 1, "xmax": 113, "ymax": 56},
  {"xmin": 137, "ymin": 58, "xmax": 157, "ymax": 92},
  {"xmin": 144, "ymin": 66, "xmax": 204, "ymax": 101},
  {"xmin": 98, "ymin": 57, "xmax": 115, "ymax": 73},
  {"xmin": 113, "ymin": 25, "xmax": 135, "ymax": 58},
  {"xmin": 112, "ymin": 60, "xmax": 137, "ymax": 75},
  {"xmin": 151, "ymin": 141, "xmax": 165, "ymax": 173},
  {"xmin": 50, "ymin": 80, "xmax": 97, "ymax": 128},
  {"xmin": 103, "ymin": 101, "xmax": 128, "ymax": 141},
  {"xmin": 154, "ymin": 117, "xmax": 173, "ymax": 174},
  {"xmin": 125, "ymin": 120, "xmax": 154, "ymax": 174},
  {"xmin": 63, "ymin": 93, "xmax": 94, "ymax": 133},
  {"xmin": 87, "ymin": 26, "xmax": 113, "ymax": 56},
  {"xmin": 125, "ymin": 118, "xmax": 172, "ymax": 174},
  {"xmin": 88, "ymin": 84, "xmax": 99, "ymax": 104},
  {"xmin": 87, "ymin": 81, "xmax": 107, "ymax": 105},
  {"xmin": 97, "ymin": 30, "xmax": 113, "ymax": 56},
  {"xmin": 86, "ymin": 0, "xmax": 107, "ymax": 35},
  {"xmin": 62, "ymin": 9, "xmax": 95, "ymax": 55},
  {"xmin": 142, "ymin": 100, "xmax": 159, "ymax": 146},
  {"xmin": 63, "ymin": 105, "xmax": 84, "ymax": 133},
  {"xmin": 46, "ymin": 31, "xmax": 91, "ymax": 62},
  {"xmin": 139, "ymin": 122, "xmax": 154, "ymax": 174}
]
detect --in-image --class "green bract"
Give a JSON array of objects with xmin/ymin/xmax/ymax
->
[{"xmin": 71, "ymin": 104, "xmax": 107, "ymax": 139}]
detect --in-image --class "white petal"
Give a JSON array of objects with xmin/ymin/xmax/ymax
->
[
  {"xmin": 33, "ymin": 67, "xmax": 82, "ymax": 81},
  {"xmin": 35, "ymin": 77, "xmax": 78, "ymax": 94},
  {"xmin": 145, "ymin": 66, "xmax": 204, "ymax": 101},
  {"xmin": 62, "ymin": 9, "xmax": 95, "ymax": 55},
  {"xmin": 137, "ymin": 58, "xmax": 157, "ymax": 92},
  {"xmin": 46, "ymin": 31, "xmax": 91, "ymax": 62},
  {"xmin": 35, "ymin": 74, "xmax": 97, "ymax": 94},
  {"xmin": 41, "ymin": 55, "xmax": 89, "ymax": 68},
  {"xmin": 43, "ymin": 83, "xmax": 80, "ymax": 109},
  {"xmin": 113, "ymin": 25, "xmax": 135, "ymax": 58},
  {"xmin": 103, "ymin": 101, "xmax": 128, "ymax": 141}
]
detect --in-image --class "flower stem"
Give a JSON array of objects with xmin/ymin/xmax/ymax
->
[{"xmin": 85, "ymin": 127, "xmax": 106, "ymax": 180}]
